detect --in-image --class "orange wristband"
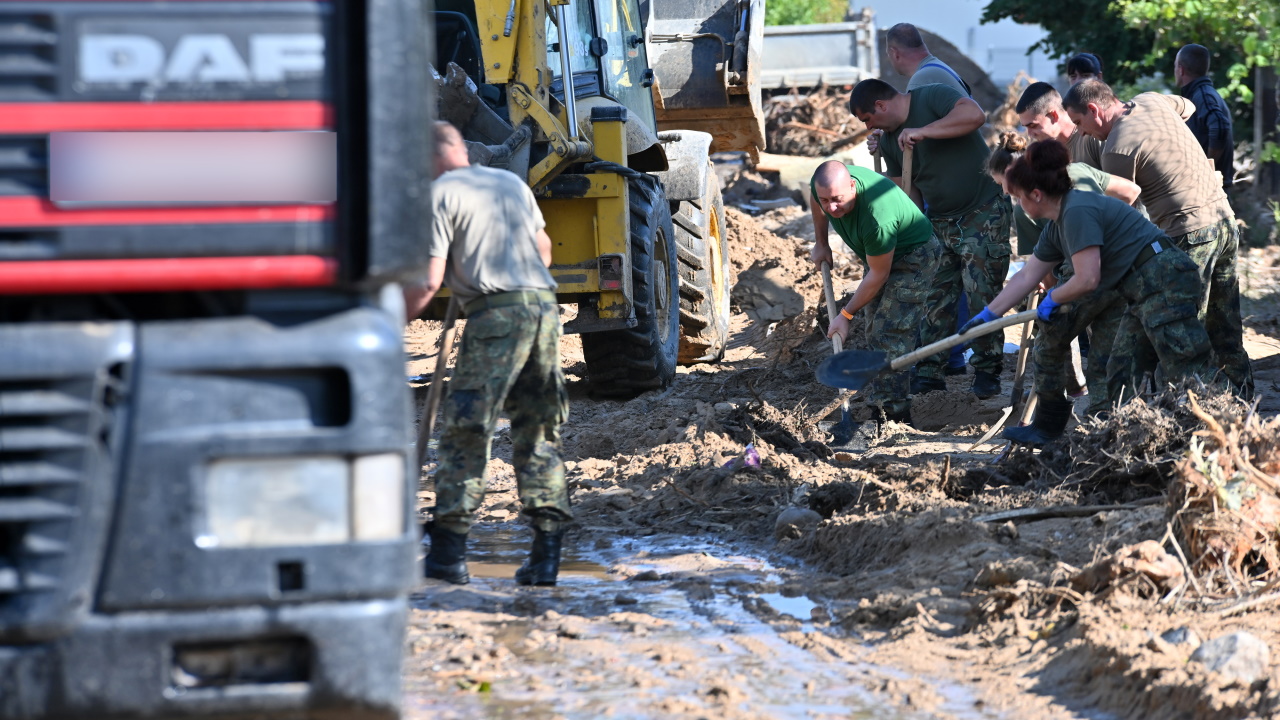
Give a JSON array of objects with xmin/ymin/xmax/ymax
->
[{"xmin": 840, "ymin": 308, "xmax": 855, "ymax": 320}]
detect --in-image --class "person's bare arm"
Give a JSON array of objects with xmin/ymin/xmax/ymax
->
[
  {"xmin": 403, "ymin": 256, "xmax": 448, "ymax": 321},
  {"xmin": 827, "ymin": 251, "xmax": 894, "ymax": 340},
  {"xmin": 536, "ymin": 228, "xmax": 553, "ymax": 267},
  {"xmin": 809, "ymin": 195, "xmax": 834, "ymax": 270},
  {"xmin": 897, "ymin": 98, "xmax": 986, "ymax": 149},
  {"xmin": 985, "ymin": 256, "xmax": 1056, "ymax": 316},
  {"xmin": 1046, "ymin": 247, "xmax": 1101, "ymax": 303},
  {"xmin": 1103, "ymin": 174, "xmax": 1142, "ymax": 205}
]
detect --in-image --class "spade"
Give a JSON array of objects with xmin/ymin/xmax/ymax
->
[{"xmin": 817, "ymin": 309, "xmax": 1038, "ymax": 392}]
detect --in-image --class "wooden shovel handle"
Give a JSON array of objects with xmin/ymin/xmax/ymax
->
[
  {"xmin": 874, "ymin": 145, "xmax": 885, "ymax": 176},
  {"xmin": 820, "ymin": 261, "xmax": 844, "ymax": 354},
  {"xmin": 901, "ymin": 145, "xmax": 914, "ymax": 198},
  {"xmin": 416, "ymin": 295, "xmax": 461, "ymax": 468},
  {"xmin": 889, "ymin": 308, "xmax": 1037, "ymax": 373}
]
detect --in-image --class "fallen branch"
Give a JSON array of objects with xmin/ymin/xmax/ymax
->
[{"xmin": 974, "ymin": 497, "xmax": 1162, "ymax": 524}]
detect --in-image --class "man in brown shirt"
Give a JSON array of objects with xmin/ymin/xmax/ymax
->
[{"xmin": 1064, "ymin": 79, "xmax": 1252, "ymax": 397}]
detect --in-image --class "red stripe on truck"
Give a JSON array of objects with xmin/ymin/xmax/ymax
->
[
  {"xmin": 0, "ymin": 197, "xmax": 333, "ymax": 227},
  {"xmin": 0, "ymin": 102, "xmax": 331, "ymax": 132},
  {"xmin": 0, "ymin": 256, "xmax": 337, "ymax": 294}
]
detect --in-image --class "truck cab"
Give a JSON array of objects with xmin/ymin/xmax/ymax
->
[{"xmin": 0, "ymin": 2, "xmax": 431, "ymax": 718}]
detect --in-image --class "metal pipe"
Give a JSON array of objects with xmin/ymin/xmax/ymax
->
[{"xmin": 553, "ymin": 4, "xmax": 579, "ymax": 140}]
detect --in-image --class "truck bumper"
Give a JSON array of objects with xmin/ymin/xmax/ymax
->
[{"xmin": 0, "ymin": 598, "xmax": 406, "ymax": 720}]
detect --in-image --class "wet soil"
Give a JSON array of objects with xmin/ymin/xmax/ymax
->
[{"xmin": 402, "ymin": 167, "xmax": 1280, "ymax": 719}]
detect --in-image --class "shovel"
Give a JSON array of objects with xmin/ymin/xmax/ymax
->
[
  {"xmin": 817, "ymin": 309, "xmax": 1037, "ymax": 392},
  {"xmin": 415, "ymin": 295, "xmax": 461, "ymax": 469},
  {"xmin": 820, "ymin": 261, "xmax": 858, "ymax": 445}
]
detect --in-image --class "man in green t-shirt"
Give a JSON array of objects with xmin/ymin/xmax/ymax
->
[
  {"xmin": 810, "ymin": 160, "xmax": 941, "ymax": 436},
  {"xmin": 849, "ymin": 78, "xmax": 1013, "ymax": 399}
]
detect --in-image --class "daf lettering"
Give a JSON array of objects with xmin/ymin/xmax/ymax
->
[{"xmin": 80, "ymin": 33, "xmax": 324, "ymax": 84}]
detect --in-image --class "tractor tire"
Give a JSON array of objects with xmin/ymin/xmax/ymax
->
[
  {"xmin": 582, "ymin": 177, "xmax": 680, "ymax": 396},
  {"xmin": 673, "ymin": 166, "xmax": 731, "ymax": 364}
]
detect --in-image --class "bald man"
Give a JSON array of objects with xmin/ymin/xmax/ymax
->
[{"xmin": 810, "ymin": 160, "xmax": 941, "ymax": 436}]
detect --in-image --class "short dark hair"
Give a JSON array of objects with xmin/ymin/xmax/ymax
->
[
  {"xmin": 1015, "ymin": 82, "xmax": 1062, "ymax": 116},
  {"xmin": 1004, "ymin": 140, "xmax": 1073, "ymax": 197},
  {"xmin": 849, "ymin": 78, "xmax": 899, "ymax": 115},
  {"xmin": 1062, "ymin": 78, "xmax": 1119, "ymax": 115},
  {"xmin": 1066, "ymin": 53, "xmax": 1103, "ymax": 78},
  {"xmin": 886, "ymin": 23, "xmax": 925, "ymax": 50},
  {"xmin": 1178, "ymin": 44, "xmax": 1211, "ymax": 77}
]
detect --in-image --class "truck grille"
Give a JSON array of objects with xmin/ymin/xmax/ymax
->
[
  {"xmin": 0, "ymin": 335, "xmax": 127, "ymax": 639},
  {"xmin": 0, "ymin": 12, "xmax": 57, "ymax": 101},
  {"xmin": 0, "ymin": 136, "xmax": 47, "ymax": 197}
]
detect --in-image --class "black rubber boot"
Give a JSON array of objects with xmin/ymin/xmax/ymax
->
[
  {"xmin": 911, "ymin": 375, "xmax": 947, "ymax": 394},
  {"xmin": 423, "ymin": 522, "xmax": 470, "ymax": 584},
  {"xmin": 972, "ymin": 370, "xmax": 1001, "ymax": 399},
  {"xmin": 1002, "ymin": 395, "xmax": 1073, "ymax": 447},
  {"xmin": 884, "ymin": 406, "xmax": 914, "ymax": 427},
  {"xmin": 515, "ymin": 527, "xmax": 563, "ymax": 587}
]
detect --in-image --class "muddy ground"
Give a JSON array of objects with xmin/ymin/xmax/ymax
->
[{"xmin": 400, "ymin": 165, "xmax": 1280, "ymax": 719}]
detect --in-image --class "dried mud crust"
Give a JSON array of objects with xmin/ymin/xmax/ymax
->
[{"xmin": 405, "ymin": 206, "xmax": 1280, "ymax": 719}]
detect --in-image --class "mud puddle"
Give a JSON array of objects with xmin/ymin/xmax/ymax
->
[{"xmin": 403, "ymin": 526, "xmax": 994, "ymax": 720}]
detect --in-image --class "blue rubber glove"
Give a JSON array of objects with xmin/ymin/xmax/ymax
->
[
  {"xmin": 959, "ymin": 307, "xmax": 999, "ymax": 335},
  {"xmin": 1037, "ymin": 289, "xmax": 1061, "ymax": 322}
]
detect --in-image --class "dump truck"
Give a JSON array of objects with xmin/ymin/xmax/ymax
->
[
  {"xmin": 430, "ymin": 0, "xmax": 765, "ymax": 394},
  {"xmin": 0, "ymin": 1, "xmax": 430, "ymax": 718}
]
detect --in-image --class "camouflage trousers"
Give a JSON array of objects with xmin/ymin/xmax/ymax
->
[
  {"xmin": 432, "ymin": 296, "xmax": 571, "ymax": 535},
  {"xmin": 1107, "ymin": 248, "xmax": 1216, "ymax": 404},
  {"xmin": 1174, "ymin": 218, "xmax": 1253, "ymax": 397},
  {"xmin": 917, "ymin": 194, "xmax": 1013, "ymax": 378},
  {"xmin": 1032, "ymin": 288, "xmax": 1125, "ymax": 415},
  {"xmin": 855, "ymin": 236, "xmax": 942, "ymax": 417}
]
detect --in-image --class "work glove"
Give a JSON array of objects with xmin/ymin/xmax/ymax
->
[
  {"xmin": 1037, "ymin": 289, "xmax": 1061, "ymax": 322},
  {"xmin": 959, "ymin": 307, "xmax": 999, "ymax": 335}
]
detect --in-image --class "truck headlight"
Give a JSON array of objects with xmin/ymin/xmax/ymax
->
[{"xmin": 198, "ymin": 453, "xmax": 404, "ymax": 548}]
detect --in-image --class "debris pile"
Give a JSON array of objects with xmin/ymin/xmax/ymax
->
[
  {"xmin": 1172, "ymin": 391, "xmax": 1280, "ymax": 591},
  {"xmin": 764, "ymin": 87, "xmax": 868, "ymax": 157}
]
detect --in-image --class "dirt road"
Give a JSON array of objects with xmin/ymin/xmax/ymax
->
[{"xmin": 402, "ymin": 185, "xmax": 1280, "ymax": 719}]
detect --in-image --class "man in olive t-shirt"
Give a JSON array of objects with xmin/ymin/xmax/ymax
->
[
  {"xmin": 849, "ymin": 78, "xmax": 1013, "ymax": 399},
  {"xmin": 810, "ymin": 160, "xmax": 941, "ymax": 431},
  {"xmin": 1064, "ymin": 79, "xmax": 1252, "ymax": 397}
]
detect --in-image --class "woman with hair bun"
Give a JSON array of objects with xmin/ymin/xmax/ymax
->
[
  {"xmin": 962, "ymin": 139, "xmax": 1215, "ymax": 445},
  {"xmin": 986, "ymin": 132, "xmax": 1141, "ymax": 418}
]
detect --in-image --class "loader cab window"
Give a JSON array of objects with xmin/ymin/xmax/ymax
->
[
  {"xmin": 547, "ymin": 0, "xmax": 601, "ymax": 93},
  {"xmin": 593, "ymin": 0, "xmax": 656, "ymax": 130}
]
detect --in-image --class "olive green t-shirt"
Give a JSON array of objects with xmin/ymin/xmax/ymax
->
[
  {"xmin": 881, "ymin": 84, "xmax": 1002, "ymax": 218},
  {"xmin": 1066, "ymin": 128, "xmax": 1103, "ymax": 169},
  {"xmin": 1032, "ymin": 190, "xmax": 1167, "ymax": 292},
  {"xmin": 429, "ymin": 165, "xmax": 556, "ymax": 304},
  {"xmin": 1015, "ymin": 162, "xmax": 1112, "ymax": 255},
  {"xmin": 811, "ymin": 165, "xmax": 933, "ymax": 263}
]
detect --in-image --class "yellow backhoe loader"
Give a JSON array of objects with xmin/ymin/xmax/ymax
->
[{"xmin": 430, "ymin": 0, "xmax": 764, "ymax": 395}]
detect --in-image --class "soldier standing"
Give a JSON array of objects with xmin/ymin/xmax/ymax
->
[
  {"xmin": 1175, "ymin": 44, "xmax": 1235, "ymax": 190},
  {"xmin": 406, "ymin": 122, "xmax": 572, "ymax": 587},
  {"xmin": 850, "ymin": 78, "xmax": 1013, "ymax": 399}
]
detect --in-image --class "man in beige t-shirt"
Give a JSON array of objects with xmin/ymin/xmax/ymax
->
[
  {"xmin": 1064, "ymin": 79, "xmax": 1252, "ymax": 397},
  {"xmin": 410, "ymin": 122, "xmax": 572, "ymax": 588}
]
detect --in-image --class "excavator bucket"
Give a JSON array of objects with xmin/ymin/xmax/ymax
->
[{"xmin": 645, "ymin": 0, "xmax": 765, "ymax": 159}]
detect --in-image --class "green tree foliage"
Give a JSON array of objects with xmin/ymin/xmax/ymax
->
[
  {"xmin": 765, "ymin": 0, "xmax": 844, "ymax": 26},
  {"xmin": 1114, "ymin": 0, "xmax": 1278, "ymax": 103},
  {"xmin": 980, "ymin": 0, "xmax": 1162, "ymax": 84}
]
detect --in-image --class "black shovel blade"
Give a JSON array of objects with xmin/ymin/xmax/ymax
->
[{"xmin": 816, "ymin": 349, "xmax": 889, "ymax": 390}]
